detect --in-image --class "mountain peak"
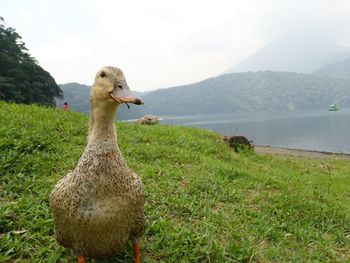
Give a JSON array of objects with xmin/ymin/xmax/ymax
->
[{"xmin": 227, "ymin": 37, "xmax": 350, "ymax": 74}]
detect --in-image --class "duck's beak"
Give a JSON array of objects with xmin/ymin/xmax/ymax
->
[
  {"xmin": 110, "ymin": 93, "xmax": 144, "ymax": 105},
  {"xmin": 110, "ymin": 88, "xmax": 144, "ymax": 105}
]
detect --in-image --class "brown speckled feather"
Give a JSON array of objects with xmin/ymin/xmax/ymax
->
[{"xmin": 50, "ymin": 67, "xmax": 145, "ymax": 259}]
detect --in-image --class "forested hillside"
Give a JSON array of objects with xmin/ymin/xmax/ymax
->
[
  {"xmin": 59, "ymin": 71, "xmax": 350, "ymax": 119},
  {"xmin": 0, "ymin": 17, "xmax": 62, "ymax": 106},
  {"xmin": 56, "ymin": 83, "xmax": 90, "ymax": 112},
  {"xmin": 138, "ymin": 71, "xmax": 349, "ymax": 117},
  {"xmin": 313, "ymin": 58, "xmax": 350, "ymax": 80}
]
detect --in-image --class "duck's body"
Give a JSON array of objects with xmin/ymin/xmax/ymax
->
[
  {"xmin": 50, "ymin": 138, "xmax": 145, "ymax": 258},
  {"xmin": 50, "ymin": 67, "xmax": 145, "ymax": 261}
]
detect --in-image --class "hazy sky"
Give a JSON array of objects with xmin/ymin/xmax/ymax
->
[{"xmin": 2, "ymin": 0, "xmax": 350, "ymax": 91}]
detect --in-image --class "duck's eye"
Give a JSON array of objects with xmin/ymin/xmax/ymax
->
[
  {"xmin": 118, "ymin": 84, "xmax": 123, "ymax": 89},
  {"xmin": 100, "ymin": 71, "xmax": 106, "ymax": 78}
]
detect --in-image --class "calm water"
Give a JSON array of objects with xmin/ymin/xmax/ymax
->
[{"xmin": 162, "ymin": 109, "xmax": 350, "ymax": 154}]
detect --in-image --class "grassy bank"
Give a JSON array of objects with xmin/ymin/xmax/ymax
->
[{"xmin": 1, "ymin": 101, "xmax": 350, "ymax": 262}]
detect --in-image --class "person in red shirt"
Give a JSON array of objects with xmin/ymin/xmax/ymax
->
[{"xmin": 63, "ymin": 102, "xmax": 69, "ymax": 111}]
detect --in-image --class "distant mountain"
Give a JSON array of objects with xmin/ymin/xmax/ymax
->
[
  {"xmin": 138, "ymin": 71, "xmax": 350, "ymax": 117},
  {"xmin": 58, "ymin": 71, "xmax": 350, "ymax": 120},
  {"xmin": 56, "ymin": 83, "xmax": 90, "ymax": 112},
  {"xmin": 313, "ymin": 58, "xmax": 350, "ymax": 80},
  {"xmin": 226, "ymin": 36, "xmax": 350, "ymax": 74},
  {"xmin": 56, "ymin": 83, "xmax": 144, "ymax": 120}
]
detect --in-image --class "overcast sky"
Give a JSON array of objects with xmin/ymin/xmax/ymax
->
[{"xmin": 2, "ymin": 0, "xmax": 350, "ymax": 91}]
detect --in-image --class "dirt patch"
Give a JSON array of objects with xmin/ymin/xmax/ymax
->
[{"xmin": 254, "ymin": 146, "xmax": 350, "ymax": 160}]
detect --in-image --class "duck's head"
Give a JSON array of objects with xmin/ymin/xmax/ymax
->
[{"xmin": 91, "ymin": 66, "xmax": 143, "ymax": 109}]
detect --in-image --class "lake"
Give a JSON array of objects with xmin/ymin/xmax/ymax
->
[{"xmin": 161, "ymin": 109, "xmax": 350, "ymax": 154}]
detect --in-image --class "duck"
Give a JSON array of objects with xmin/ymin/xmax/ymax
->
[{"xmin": 50, "ymin": 66, "xmax": 145, "ymax": 263}]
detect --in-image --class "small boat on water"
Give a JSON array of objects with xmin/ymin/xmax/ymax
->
[{"xmin": 328, "ymin": 104, "xmax": 339, "ymax": 111}]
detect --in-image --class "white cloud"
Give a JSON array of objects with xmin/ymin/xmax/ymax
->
[
  {"xmin": 253, "ymin": 0, "xmax": 350, "ymax": 45},
  {"xmin": 33, "ymin": 34, "xmax": 96, "ymax": 84},
  {"xmin": 1, "ymin": 0, "xmax": 350, "ymax": 90},
  {"xmin": 82, "ymin": 0, "xmax": 263, "ymax": 89}
]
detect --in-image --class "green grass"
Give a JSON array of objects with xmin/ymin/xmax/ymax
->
[{"xmin": 1, "ymin": 101, "xmax": 350, "ymax": 262}]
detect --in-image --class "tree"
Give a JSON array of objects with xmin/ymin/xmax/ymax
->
[{"xmin": 0, "ymin": 17, "xmax": 62, "ymax": 106}]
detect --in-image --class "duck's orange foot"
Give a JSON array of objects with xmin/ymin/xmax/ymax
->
[
  {"xmin": 133, "ymin": 243, "xmax": 141, "ymax": 263},
  {"xmin": 78, "ymin": 255, "xmax": 86, "ymax": 263}
]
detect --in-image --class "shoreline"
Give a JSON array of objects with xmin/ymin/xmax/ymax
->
[{"xmin": 254, "ymin": 145, "xmax": 350, "ymax": 160}]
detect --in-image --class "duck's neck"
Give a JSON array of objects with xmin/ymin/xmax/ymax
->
[
  {"xmin": 88, "ymin": 105, "xmax": 118, "ymax": 142},
  {"xmin": 77, "ymin": 105, "xmax": 127, "ymax": 171}
]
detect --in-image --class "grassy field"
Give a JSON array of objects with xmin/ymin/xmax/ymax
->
[{"xmin": 1, "ymin": 101, "xmax": 350, "ymax": 262}]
